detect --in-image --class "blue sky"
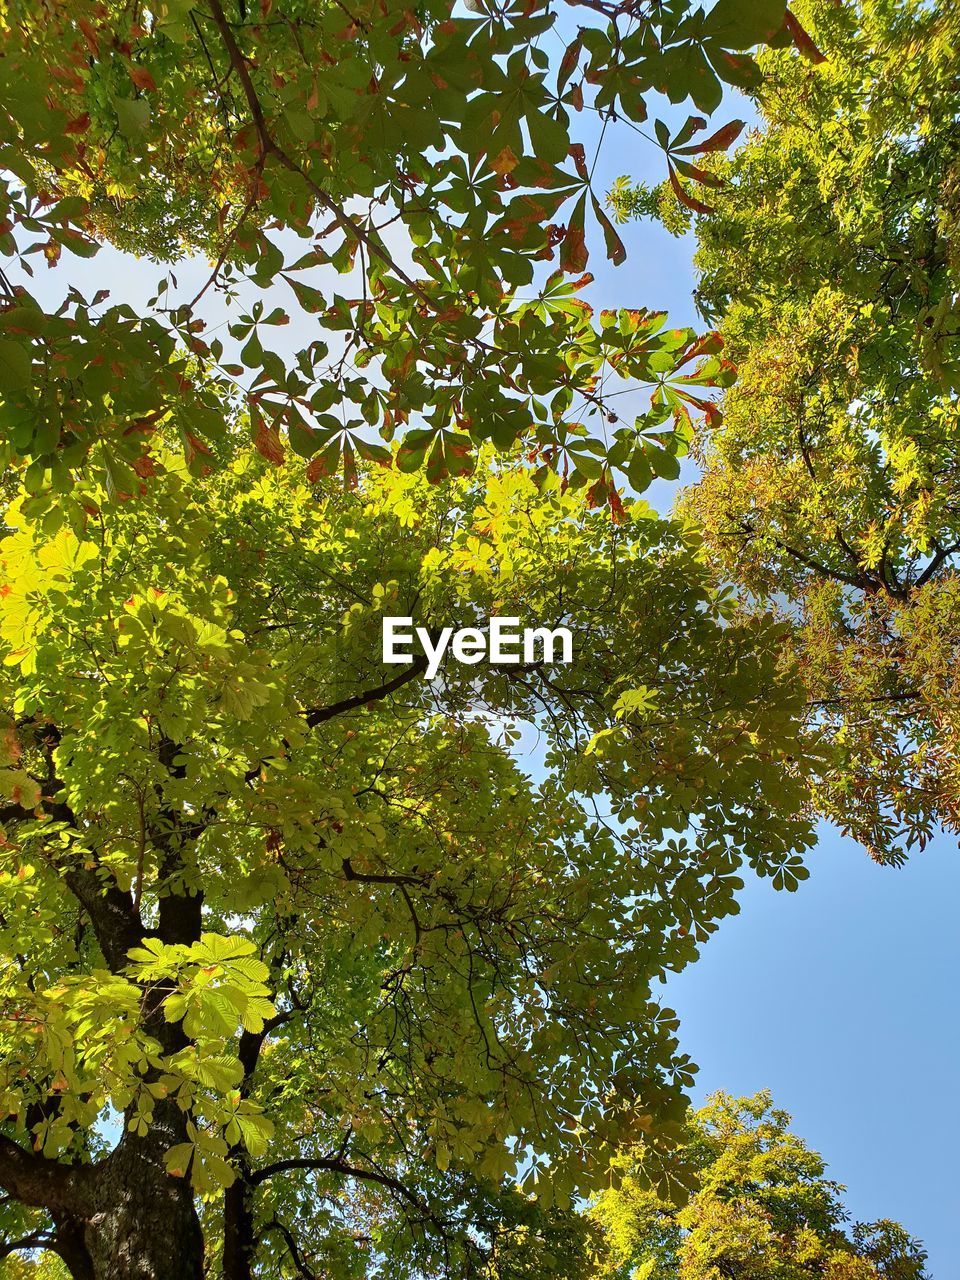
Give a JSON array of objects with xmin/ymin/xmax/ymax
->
[
  {"xmin": 667, "ymin": 825, "xmax": 960, "ymax": 1275},
  {"xmin": 14, "ymin": 51, "xmax": 958, "ymax": 1274}
]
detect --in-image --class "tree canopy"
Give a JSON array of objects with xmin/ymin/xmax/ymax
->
[
  {"xmin": 590, "ymin": 1091, "xmax": 929, "ymax": 1280},
  {"xmin": 0, "ymin": 442, "xmax": 816, "ymax": 1277},
  {"xmin": 0, "ymin": 0, "xmax": 938, "ymax": 1275},
  {"xmin": 0, "ymin": 0, "xmax": 820, "ymax": 506},
  {"xmin": 629, "ymin": 0, "xmax": 960, "ymax": 861}
]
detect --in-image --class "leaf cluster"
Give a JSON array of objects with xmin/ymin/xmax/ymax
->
[
  {"xmin": 672, "ymin": 0, "xmax": 960, "ymax": 859},
  {"xmin": 0, "ymin": 440, "xmax": 817, "ymax": 1273}
]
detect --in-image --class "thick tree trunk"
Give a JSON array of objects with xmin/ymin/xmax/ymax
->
[
  {"xmin": 81, "ymin": 1169, "xmax": 202, "ymax": 1280},
  {"xmin": 0, "ymin": 741, "xmax": 211, "ymax": 1279},
  {"xmin": 0, "ymin": 1126, "xmax": 204, "ymax": 1280},
  {"xmin": 81, "ymin": 1108, "xmax": 203, "ymax": 1280},
  {"xmin": 222, "ymin": 1175, "xmax": 256, "ymax": 1280}
]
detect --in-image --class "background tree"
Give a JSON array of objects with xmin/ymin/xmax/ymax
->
[
  {"xmin": 0, "ymin": 438, "xmax": 815, "ymax": 1278},
  {"xmin": 590, "ymin": 1091, "xmax": 929, "ymax": 1280},
  {"xmin": 612, "ymin": 0, "xmax": 960, "ymax": 860},
  {"xmin": 0, "ymin": 1257, "xmax": 69, "ymax": 1280}
]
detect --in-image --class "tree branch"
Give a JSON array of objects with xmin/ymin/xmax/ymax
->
[
  {"xmin": 915, "ymin": 541, "xmax": 960, "ymax": 588},
  {"xmin": 0, "ymin": 1229, "xmax": 53, "ymax": 1260},
  {"xmin": 264, "ymin": 1218, "xmax": 317, "ymax": 1279},
  {"xmin": 302, "ymin": 654, "xmax": 428, "ymax": 728},
  {"xmin": 204, "ymin": 0, "xmax": 434, "ymax": 308},
  {"xmin": 62, "ymin": 868, "xmax": 144, "ymax": 974},
  {"xmin": 151, "ymin": 737, "xmax": 205, "ymax": 948},
  {"xmin": 341, "ymin": 857, "xmax": 421, "ymax": 888},
  {"xmin": 733, "ymin": 519, "xmax": 879, "ymax": 593},
  {"xmin": 0, "ymin": 1136, "xmax": 90, "ymax": 1216},
  {"xmin": 250, "ymin": 1156, "xmax": 425, "ymax": 1212},
  {"xmin": 0, "ymin": 799, "xmax": 144, "ymax": 973}
]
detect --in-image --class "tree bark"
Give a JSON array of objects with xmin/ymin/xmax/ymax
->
[
  {"xmin": 50, "ymin": 1215, "xmax": 95, "ymax": 1280},
  {"xmin": 0, "ymin": 1117, "xmax": 203, "ymax": 1280},
  {"xmin": 81, "ymin": 1111, "xmax": 203, "ymax": 1280},
  {"xmin": 222, "ymin": 1175, "xmax": 256, "ymax": 1280},
  {"xmin": 221, "ymin": 1024, "xmax": 271, "ymax": 1280},
  {"xmin": 69, "ymin": 745, "xmax": 207, "ymax": 1277}
]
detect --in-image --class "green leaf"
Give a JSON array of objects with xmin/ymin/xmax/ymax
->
[
  {"xmin": 0, "ymin": 340, "xmax": 32, "ymax": 391},
  {"xmin": 164, "ymin": 1143, "xmax": 195, "ymax": 1178},
  {"xmin": 591, "ymin": 193, "xmax": 626, "ymax": 266},
  {"xmin": 113, "ymin": 96, "xmax": 151, "ymax": 137},
  {"xmin": 701, "ymin": 0, "xmax": 787, "ymax": 50}
]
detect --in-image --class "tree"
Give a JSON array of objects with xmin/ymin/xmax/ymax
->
[
  {"xmin": 0, "ymin": 439, "xmax": 815, "ymax": 1278},
  {"xmin": 0, "ymin": 0, "xmax": 819, "ymax": 508},
  {"xmin": 0, "ymin": 1, "xmax": 837, "ymax": 1275},
  {"xmin": 0, "ymin": 1257, "xmax": 69, "ymax": 1280},
  {"xmin": 589, "ymin": 1091, "xmax": 929, "ymax": 1280},
  {"xmin": 615, "ymin": 0, "xmax": 960, "ymax": 861}
]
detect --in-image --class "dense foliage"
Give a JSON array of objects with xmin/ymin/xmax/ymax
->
[
  {"xmin": 0, "ymin": 0, "xmax": 930, "ymax": 1275},
  {"xmin": 0, "ymin": 443, "xmax": 816, "ymax": 1277},
  {"xmin": 590, "ymin": 1092, "xmax": 929, "ymax": 1280},
  {"xmin": 0, "ymin": 0, "xmax": 819, "ymax": 506},
  {"xmin": 627, "ymin": 0, "xmax": 960, "ymax": 861}
]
